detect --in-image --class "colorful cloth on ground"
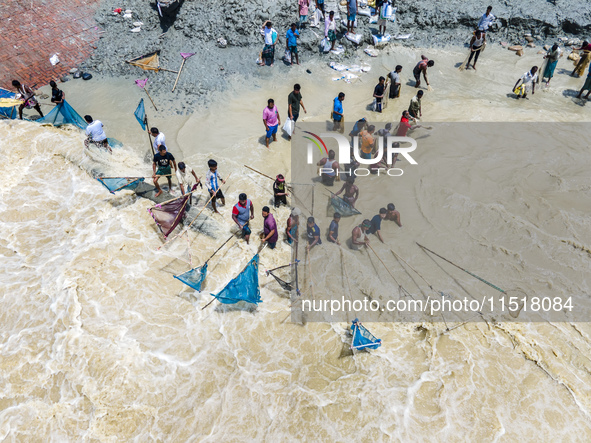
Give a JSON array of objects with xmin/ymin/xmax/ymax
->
[
  {"xmin": 214, "ymin": 254, "xmax": 261, "ymax": 304},
  {"xmin": 0, "ymin": 87, "xmax": 18, "ymax": 119}
]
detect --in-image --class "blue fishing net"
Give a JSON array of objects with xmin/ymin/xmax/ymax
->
[
  {"xmin": 331, "ymin": 195, "xmax": 361, "ymax": 217},
  {"xmin": 37, "ymin": 101, "xmax": 87, "ymax": 129},
  {"xmin": 351, "ymin": 319, "xmax": 382, "ymax": 350},
  {"xmin": 134, "ymin": 99, "xmax": 146, "ymax": 130},
  {"xmin": 97, "ymin": 177, "xmax": 144, "ymax": 194},
  {"xmin": 174, "ymin": 263, "xmax": 208, "ymax": 292},
  {"xmin": 214, "ymin": 254, "xmax": 261, "ymax": 304},
  {"xmin": 0, "ymin": 88, "xmax": 17, "ymax": 119}
]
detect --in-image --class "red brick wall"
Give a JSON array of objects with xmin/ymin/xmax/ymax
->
[{"xmin": 0, "ymin": 0, "xmax": 102, "ymax": 89}]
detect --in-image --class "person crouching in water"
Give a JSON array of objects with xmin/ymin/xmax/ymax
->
[
  {"xmin": 513, "ymin": 66, "xmax": 538, "ymax": 98},
  {"xmin": 84, "ymin": 115, "xmax": 111, "ymax": 152}
]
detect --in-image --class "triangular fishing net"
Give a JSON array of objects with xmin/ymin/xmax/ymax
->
[
  {"xmin": 0, "ymin": 88, "xmax": 18, "ymax": 119},
  {"xmin": 268, "ymin": 271, "xmax": 293, "ymax": 292},
  {"xmin": 174, "ymin": 262, "xmax": 208, "ymax": 292},
  {"xmin": 351, "ymin": 319, "xmax": 382, "ymax": 350},
  {"xmin": 134, "ymin": 99, "xmax": 146, "ymax": 130},
  {"xmin": 330, "ymin": 195, "xmax": 361, "ymax": 217},
  {"xmin": 97, "ymin": 177, "xmax": 144, "ymax": 194},
  {"xmin": 127, "ymin": 52, "xmax": 161, "ymax": 71},
  {"xmin": 148, "ymin": 194, "xmax": 190, "ymax": 237},
  {"xmin": 37, "ymin": 101, "xmax": 87, "ymax": 129},
  {"xmin": 214, "ymin": 254, "xmax": 262, "ymax": 305}
]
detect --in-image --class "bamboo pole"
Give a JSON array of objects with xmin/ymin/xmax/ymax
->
[
  {"xmin": 144, "ymin": 87, "xmax": 158, "ymax": 111},
  {"xmin": 244, "ymin": 165, "xmax": 293, "ymax": 191},
  {"xmin": 416, "ymin": 242, "xmax": 506, "ymax": 293},
  {"xmin": 390, "ymin": 249, "xmax": 434, "ymax": 290},
  {"xmin": 367, "ymin": 244, "xmax": 399, "ymax": 286},
  {"xmin": 172, "ymin": 58, "xmax": 186, "ymax": 92},
  {"xmin": 145, "ymin": 115, "xmax": 156, "ymax": 155}
]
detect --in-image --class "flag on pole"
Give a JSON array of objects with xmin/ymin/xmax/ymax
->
[
  {"xmin": 135, "ymin": 78, "xmax": 148, "ymax": 89},
  {"xmin": 134, "ymin": 98, "xmax": 146, "ymax": 130},
  {"xmin": 180, "ymin": 52, "xmax": 196, "ymax": 60}
]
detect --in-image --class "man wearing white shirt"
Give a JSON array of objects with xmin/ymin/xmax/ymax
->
[
  {"xmin": 513, "ymin": 66, "xmax": 538, "ymax": 99},
  {"xmin": 260, "ymin": 20, "xmax": 278, "ymax": 66},
  {"xmin": 150, "ymin": 127, "xmax": 165, "ymax": 151},
  {"xmin": 84, "ymin": 115, "xmax": 110, "ymax": 152},
  {"xmin": 477, "ymin": 6, "xmax": 495, "ymax": 32},
  {"xmin": 176, "ymin": 162, "xmax": 201, "ymax": 199}
]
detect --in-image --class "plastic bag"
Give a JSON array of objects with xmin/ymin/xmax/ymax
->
[
  {"xmin": 321, "ymin": 38, "xmax": 331, "ymax": 53},
  {"xmin": 49, "ymin": 54, "xmax": 60, "ymax": 65},
  {"xmin": 283, "ymin": 118, "xmax": 294, "ymax": 136},
  {"xmin": 284, "ymin": 49, "xmax": 292, "ymax": 63},
  {"xmin": 371, "ymin": 98, "xmax": 377, "ymax": 112}
]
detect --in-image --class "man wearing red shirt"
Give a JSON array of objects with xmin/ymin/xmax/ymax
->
[{"xmin": 393, "ymin": 111, "xmax": 421, "ymax": 164}]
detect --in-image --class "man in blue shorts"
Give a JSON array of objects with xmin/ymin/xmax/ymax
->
[
  {"xmin": 347, "ymin": 0, "xmax": 357, "ymax": 35},
  {"xmin": 263, "ymin": 98, "xmax": 281, "ymax": 148}
]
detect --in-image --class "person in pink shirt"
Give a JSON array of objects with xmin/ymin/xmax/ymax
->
[
  {"xmin": 263, "ymin": 98, "xmax": 281, "ymax": 148},
  {"xmin": 299, "ymin": 0, "xmax": 309, "ymax": 28}
]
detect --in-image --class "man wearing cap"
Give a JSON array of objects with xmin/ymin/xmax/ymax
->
[
  {"xmin": 273, "ymin": 174, "xmax": 289, "ymax": 207},
  {"xmin": 350, "ymin": 219, "xmax": 371, "ymax": 250},
  {"xmin": 176, "ymin": 162, "xmax": 201, "ymax": 200},
  {"xmin": 232, "ymin": 193, "xmax": 255, "ymax": 244},
  {"xmin": 150, "ymin": 127, "xmax": 166, "ymax": 152},
  {"xmin": 306, "ymin": 216, "xmax": 322, "ymax": 250},
  {"xmin": 368, "ymin": 208, "xmax": 387, "ymax": 243},
  {"xmin": 386, "ymin": 203, "xmax": 402, "ymax": 227},
  {"xmin": 262, "ymin": 206, "xmax": 279, "ymax": 249},
  {"xmin": 152, "ymin": 145, "xmax": 177, "ymax": 198},
  {"xmin": 286, "ymin": 208, "xmax": 301, "ymax": 244}
]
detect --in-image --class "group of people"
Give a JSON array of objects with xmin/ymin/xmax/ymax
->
[{"xmin": 263, "ymin": 84, "xmax": 307, "ymax": 147}]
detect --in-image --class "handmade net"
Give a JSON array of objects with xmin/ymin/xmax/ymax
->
[
  {"xmin": 330, "ymin": 195, "xmax": 361, "ymax": 217},
  {"xmin": 148, "ymin": 195, "xmax": 190, "ymax": 237},
  {"xmin": 97, "ymin": 177, "xmax": 144, "ymax": 194},
  {"xmin": 351, "ymin": 319, "xmax": 382, "ymax": 350},
  {"xmin": 268, "ymin": 271, "xmax": 293, "ymax": 292},
  {"xmin": 128, "ymin": 52, "xmax": 161, "ymax": 71},
  {"xmin": 214, "ymin": 254, "xmax": 261, "ymax": 305},
  {"xmin": 0, "ymin": 88, "xmax": 18, "ymax": 119},
  {"xmin": 37, "ymin": 101, "xmax": 87, "ymax": 129},
  {"xmin": 134, "ymin": 99, "xmax": 146, "ymax": 130},
  {"xmin": 174, "ymin": 263, "xmax": 208, "ymax": 292}
]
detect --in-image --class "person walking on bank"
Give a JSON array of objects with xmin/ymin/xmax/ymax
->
[
  {"xmin": 325, "ymin": 11, "xmax": 338, "ymax": 51},
  {"xmin": 261, "ymin": 206, "xmax": 279, "ymax": 249},
  {"xmin": 346, "ymin": 0, "xmax": 357, "ymax": 35},
  {"xmin": 273, "ymin": 174, "xmax": 289, "ymax": 207},
  {"xmin": 298, "ymin": 0, "xmax": 309, "ymax": 29},
  {"xmin": 232, "ymin": 193, "xmax": 255, "ymax": 244},
  {"xmin": 263, "ymin": 99, "xmax": 281, "ymax": 148},
  {"xmin": 287, "ymin": 84, "xmax": 306, "ymax": 140},
  {"xmin": 12, "ymin": 80, "xmax": 43, "ymax": 120},
  {"xmin": 373, "ymin": 76, "xmax": 386, "ymax": 113},
  {"xmin": 332, "ymin": 92, "xmax": 345, "ymax": 133},
  {"xmin": 413, "ymin": 56, "xmax": 434, "ymax": 89},
  {"xmin": 260, "ymin": 20, "xmax": 278, "ymax": 67},
  {"xmin": 408, "ymin": 90, "xmax": 423, "ymax": 119},
  {"xmin": 388, "ymin": 65, "xmax": 402, "ymax": 99},
  {"xmin": 152, "ymin": 145, "xmax": 177, "ymax": 198},
  {"xmin": 540, "ymin": 43, "xmax": 562, "ymax": 86},
  {"xmin": 465, "ymin": 30, "xmax": 486, "ymax": 71},
  {"xmin": 286, "ymin": 23, "xmax": 300, "ymax": 66},
  {"xmin": 476, "ymin": 6, "xmax": 495, "ymax": 33}
]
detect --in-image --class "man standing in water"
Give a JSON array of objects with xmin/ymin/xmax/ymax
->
[
  {"xmin": 12, "ymin": 80, "xmax": 43, "ymax": 120},
  {"xmin": 373, "ymin": 76, "xmax": 386, "ymax": 113},
  {"xmin": 413, "ymin": 56, "xmax": 434, "ymax": 89},
  {"xmin": 152, "ymin": 145, "xmax": 177, "ymax": 198},
  {"xmin": 465, "ymin": 30, "xmax": 486, "ymax": 70},
  {"xmin": 232, "ymin": 193, "xmax": 255, "ymax": 244},
  {"xmin": 386, "ymin": 203, "xmax": 402, "ymax": 227},
  {"xmin": 388, "ymin": 65, "xmax": 402, "ymax": 99},
  {"xmin": 287, "ymin": 84, "xmax": 306, "ymax": 140},
  {"xmin": 367, "ymin": 208, "xmax": 387, "ymax": 243},
  {"xmin": 261, "ymin": 206, "xmax": 279, "ymax": 249},
  {"xmin": 408, "ymin": 90, "xmax": 423, "ymax": 119},
  {"xmin": 332, "ymin": 92, "xmax": 345, "ymax": 133},
  {"xmin": 335, "ymin": 176, "xmax": 359, "ymax": 208},
  {"xmin": 176, "ymin": 161, "xmax": 201, "ymax": 197},
  {"xmin": 540, "ymin": 43, "xmax": 562, "ymax": 86},
  {"xmin": 513, "ymin": 66, "xmax": 538, "ymax": 98},
  {"xmin": 263, "ymin": 98, "xmax": 281, "ymax": 148},
  {"xmin": 350, "ymin": 219, "xmax": 371, "ymax": 250},
  {"xmin": 206, "ymin": 159, "xmax": 226, "ymax": 213},
  {"xmin": 476, "ymin": 6, "xmax": 495, "ymax": 33},
  {"xmin": 327, "ymin": 212, "xmax": 341, "ymax": 245},
  {"xmin": 84, "ymin": 115, "xmax": 110, "ymax": 152},
  {"xmin": 286, "ymin": 207, "xmax": 301, "ymax": 244},
  {"xmin": 317, "ymin": 149, "xmax": 339, "ymax": 186},
  {"xmin": 306, "ymin": 216, "xmax": 322, "ymax": 250},
  {"xmin": 346, "ymin": 0, "xmax": 357, "ymax": 35}
]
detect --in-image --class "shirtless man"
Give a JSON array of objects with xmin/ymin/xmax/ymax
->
[
  {"xmin": 386, "ymin": 203, "xmax": 402, "ymax": 227},
  {"xmin": 349, "ymin": 219, "xmax": 371, "ymax": 250},
  {"xmin": 12, "ymin": 80, "xmax": 43, "ymax": 120},
  {"xmin": 334, "ymin": 176, "xmax": 359, "ymax": 208},
  {"xmin": 412, "ymin": 56, "xmax": 434, "ymax": 89}
]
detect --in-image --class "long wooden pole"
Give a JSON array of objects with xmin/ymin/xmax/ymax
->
[
  {"xmin": 144, "ymin": 87, "xmax": 158, "ymax": 111},
  {"xmin": 416, "ymin": 242, "xmax": 506, "ymax": 293},
  {"xmin": 203, "ymin": 234, "xmax": 235, "ymax": 265},
  {"xmin": 390, "ymin": 249, "xmax": 434, "ymax": 290},
  {"xmin": 367, "ymin": 244, "xmax": 400, "ymax": 286},
  {"xmin": 244, "ymin": 165, "xmax": 293, "ymax": 191},
  {"xmin": 145, "ymin": 116, "xmax": 155, "ymax": 155},
  {"xmin": 172, "ymin": 58, "xmax": 186, "ymax": 92}
]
